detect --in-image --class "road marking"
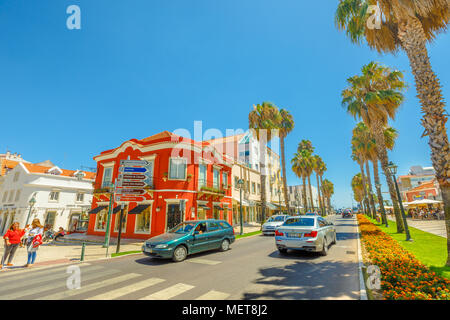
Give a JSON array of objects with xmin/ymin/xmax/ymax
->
[
  {"xmin": 39, "ymin": 272, "xmax": 141, "ymax": 300},
  {"xmin": 86, "ymin": 277, "xmax": 165, "ymax": 300},
  {"xmin": 187, "ymin": 258, "xmax": 221, "ymax": 265},
  {"xmin": 0, "ymin": 263, "xmax": 91, "ymax": 279},
  {"xmin": 140, "ymin": 283, "xmax": 194, "ymax": 300},
  {"xmin": 0, "ymin": 265, "xmax": 103, "ymax": 292},
  {"xmin": 0, "ymin": 268, "xmax": 120, "ymax": 300},
  {"xmin": 195, "ymin": 290, "xmax": 230, "ymax": 300}
]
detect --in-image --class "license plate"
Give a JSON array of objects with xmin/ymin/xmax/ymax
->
[
  {"xmin": 145, "ymin": 248, "xmax": 153, "ymax": 253},
  {"xmin": 287, "ymin": 233, "xmax": 302, "ymax": 238}
]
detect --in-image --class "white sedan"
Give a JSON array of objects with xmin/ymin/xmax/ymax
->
[{"xmin": 275, "ymin": 216, "xmax": 337, "ymax": 256}]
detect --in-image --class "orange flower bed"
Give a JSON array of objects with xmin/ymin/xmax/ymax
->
[{"xmin": 357, "ymin": 214, "xmax": 450, "ymax": 300}]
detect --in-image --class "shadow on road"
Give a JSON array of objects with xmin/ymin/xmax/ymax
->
[
  {"xmin": 241, "ymin": 259, "xmax": 360, "ymax": 300},
  {"xmin": 134, "ymin": 248, "xmax": 228, "ymax": 266},
  {"xmin": 267, "ymin": 250, "xmax": 321, "ymax": 260}
]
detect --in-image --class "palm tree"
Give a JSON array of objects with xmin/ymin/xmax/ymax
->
[
  {"xmin": 249, "ymin": 102, "xmax": 281, "ymax": 222},
  {"xmin": 318, "ymin": 161, "xmax": 327, "ymax": 216},
  {"xmin": 342, "ymin": 62, "xmax": 406, "ymax": 233},
  {"xmin": 313, "ymin": 155, "xmax": 326, "ymax": 216},
  {"xmin": 297, "ymin": 140, "xmax": 315, "ymax": 212},
  {"xmin": 322, "ymin": 179, "xmax": 335, "ymax": 214},
  {"xmin": 352, "ymin": 122, "xmax": 377, "ymax": 219},
  {"xmin": 291, "ymin": 152, "xmax": 309, "ymax": 212},
  {"xmin": 335, "ymin": 0, "xmax": 450, "ymax": 265},
  {"xmin": 351, "ymin": 147, "xmax": 370, "ymax": 217},
  {"xmin": 352, "ymin": 173, "xmax": 365, "ymax": 212},
  {"xmin": 278, "ymin": 109, "xmax": 295, "ymax": 213}
]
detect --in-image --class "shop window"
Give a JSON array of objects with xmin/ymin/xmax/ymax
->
[
  {"xmin": 95, "ymin": 208, "xmax": 108, "ymax": 231},
  {"xmin": 135, "ymin": 205, "xmax": 152, "ymax": 233}
]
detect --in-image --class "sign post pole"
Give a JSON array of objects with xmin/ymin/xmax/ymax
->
[
  {"xmin": 103, "ymin": 181, "xmax": 115, "ymax": 249},
  {"xmin": 116, "ymin": 203, "xmax": 125, "ymax": 254}
]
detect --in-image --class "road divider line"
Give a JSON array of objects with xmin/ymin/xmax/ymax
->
[
  {"xmin": 195, "ymin": 290, "xmax": 230, "ymax": 300},
  {"xmin": 86, "ymin": 277, "xmax": 166, "ymax": 300},
  {"xmin": 140, "ymin": 283, "xmax": 194, "ymax": 300}
]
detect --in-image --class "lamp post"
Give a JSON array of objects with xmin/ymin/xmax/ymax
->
[
  {"xmin": 387, "ymin": 162, "xmax": 412, "ymax": 241},
  {"xmin": 25, "ymin": 195, "xmax": 37, "ymax": 227},
  {"xmin": 375, "ymin": 182, "xmax": 389, "ymax": 228},
  {"xmin": 238, "ymin": 179, "xmax": 244, "ymax": 236}
]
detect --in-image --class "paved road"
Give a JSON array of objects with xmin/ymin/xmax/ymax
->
[{"xmin": 0, "ymin": 216, "xmax": 361, "ymax": 300}]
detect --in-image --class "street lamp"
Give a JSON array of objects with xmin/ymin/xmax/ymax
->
[
  {"xmin": 387, "ymin": 162, "xmax": 412, "ymax": 241},
  {"xmin": 238, "ymin": 179, "xmax": 244, "ymax": 235},
  {"xmin": 375, "ymin": 182, "xmax": 389, "ymax": 228},
  {"xmin": 25, "ymin": 194, "xmax": 37, "ymax": 227}
]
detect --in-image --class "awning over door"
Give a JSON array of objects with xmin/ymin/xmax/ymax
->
[
  {"xmin": 88, "ymin": 206, "xmax": 107, "ymax": 214},
  {"xmin": 214, "ymin": 205, "xmax": 224, "ymax": 211},
  {"xmin": 113, "ymin": 206, "xmax": 122, "ymax": 214},
  {"xmin": 197, "ymin": 204, "xmax": 211, "ymax": 210},
  {"xmin": 128, "ymin": 204, "xmax": 150, "ymax": 214}
]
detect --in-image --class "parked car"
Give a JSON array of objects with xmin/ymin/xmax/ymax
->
[
  {"xmin": 142, "ymin": 220, "xmax": 235, "ymax": 262},
  {"xmin": 305, "ymin": 212, "xmax": 319, "ymax": 216},
  {"xmin": 275, "ymin": 216, "xmax": 336, "ymax": 256},
  {"xmin": 262, "ymin": 215, "xmax": 290, "ymax": 235},
  {"xmin": 342, "ymin": 209, "xmax": 353, "ymax": 218}
]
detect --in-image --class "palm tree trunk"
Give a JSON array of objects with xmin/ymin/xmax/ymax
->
[
  {"xmin": 316, "ymin": 173, "xmax": 323, "ymax": 216},
  {"xmin": 372, "ymin": 159, "xmax": 387, "ymax": 225},
  {"xmin": 259, "ymin": 139, "xmax": 267, "ymax": 222},
  {"xmin": 319, "ymin": 175, "xmax": 326, "ymax": 214},
  {"xmin": 359, "ymin": 162, "xmax": 370, "ymax": 217},
  {"xmin": 365, "ymin": 161, "xmax": 377, "ymax": 220},
  {"xmin": 397, "ymin": 17, "xmax": 450, "ymax": 266},
  {"xmin": 307, "ymin": 175, "xmax": 314, "ymax": 212},
  {"xmin": 301, "ymin": 176, "xmax": 308, "ymax": 213},
  {"xmin": 280, "ymin": 137, "xmax": 291, "ymax": 213},
  {"xmin": 372, "ymin": 120, "xmax": 405, "ymax": 233}
]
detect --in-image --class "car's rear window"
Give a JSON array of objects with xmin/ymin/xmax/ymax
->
[
  {"xmin": 268, "ymin": 216, "xmax": 286, "ymax": 222},
  {"xmin": 218, "ymin": 221, "xmax": 232, "ymax": 229},
  {"xmin": 283, "ymin": 218, "xmax": 315, "ymax": 227}
]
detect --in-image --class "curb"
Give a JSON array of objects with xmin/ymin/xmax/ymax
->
[{"xmin": 356, "ymin": 217, "xmax": 368, "ymax": 300}]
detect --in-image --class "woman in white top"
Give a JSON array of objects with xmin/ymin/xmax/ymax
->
[{"xmin": 25, "ymin": 218, "xmax": 44, "ymax": 268}]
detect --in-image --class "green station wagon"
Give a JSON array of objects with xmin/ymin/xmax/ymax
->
[{"xmin": 142, "ymin": 220, "xmax": 236, "ymax": 262}]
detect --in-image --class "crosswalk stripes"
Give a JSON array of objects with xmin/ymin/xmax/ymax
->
[
  {"xmin": 140, "ymin": 283, "xmax": 195, "ymax": 300},
  {"xmin": 39, "ymin": 273, "xmax": 141, "ymax": 300},
  {"xmin": 0, "ymin": 263, "xmax": 91, "ymax": 280},
  {"xmin": 0, "ymin": 268, "xmax": 121, "ymax": 300},
  {"xmin": 0, "ymin": 265, "xmax": 104, "ymax": 292},
  {"xmin": 86, "ymin": 277, "xmax": 166, "ymax": 300},
  {"xmin": 195, "ymin": 290, "xmax": 230, "ymax": 300}
]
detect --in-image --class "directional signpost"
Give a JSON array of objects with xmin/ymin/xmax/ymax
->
[{"xmin": 114, "ymin": 160, "xmax": 152, "ymax": 253}]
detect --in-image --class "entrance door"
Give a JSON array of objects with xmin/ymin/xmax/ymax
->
[
  {"xmin": 45, "ymin": 212, "xmax": 57, "ymax": 230},
  {"xmin": 197, "ymin": 208, "xmax": 206, "ymax": 220},
  {"xmin": 69, "ymin": 213, "xmax": 80, "ymax": 232},
  {"xmin": 167, "ymin": 204, "xmax": 182, "ymax": 231}
]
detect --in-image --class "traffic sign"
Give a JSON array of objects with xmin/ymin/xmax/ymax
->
[
  {"xmin": 121, "ymin": 167, "xmax": 147, "ymax": 173},
  {"xmin": 119, "ymin": 174, "xmax": 146, "ymax": 180},
  {"xmin": 115, "ymin": 195, "xmax": 145, "ymax": 202},
  {"xmin": 119, "ymin": 181, "xmax": 146, "ymax": 187},
  {"xmin": 115, "ymin": 188, "xmax": 146, "ymax": 195},
  {"xmin": 119, "ymin": 160, "xmax": 149, "ymax": 166}
]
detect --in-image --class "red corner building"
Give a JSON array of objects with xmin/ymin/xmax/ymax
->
[{"xmin": 87, "ymin": 131, "xmax": 233, "ymax": 239}]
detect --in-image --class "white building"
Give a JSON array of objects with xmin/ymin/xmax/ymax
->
[
  {"xmin": 288, "ymin": 185, "xmax": 319, "ymax": 213},
  {"xmin": 0, "ymin": 162, "xmax": 95, "ymax": 235}
]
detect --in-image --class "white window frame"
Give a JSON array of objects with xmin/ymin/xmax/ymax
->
[
  {"xmin": 2, "ymin": 191, "xmax": 8, "ymax": 203},
  {"xmin": 213, "ymin": 169, "xmax": 220, "ymax": 189},
  {"xmin": 168, "ymin": 157, "xmax": 187, "ymax": 181},
  {"xmin": 13, "ymin": 172, "xmax": 20, "ymax": 182},
  {"xmin": 222, "ymin": 172, "xmax": 228, "ymax": 188},
  {"xmin": 102, "ymin": 166, "xmax": 114, "ymax": 188},
  {"xmin": 76, "ymin": 192, "xmax": 85, "ymax": 203},
  {"xmin": 8, "ymin": 190, "xmax": 14, "ymax": 202},
  {"xmin": 49, "ymin": 191, "xmax": 60, "ymax": 202},
  {"xmin": 14, "ymin": 190, "xmax": 21, "ymax": 202},
  {"xmin": 198, "ymin": 164, "xmax": 207, "ymax": 189}
]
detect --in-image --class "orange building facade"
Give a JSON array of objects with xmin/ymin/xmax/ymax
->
[{"xmin": 87, "ymin": 131, "xmax": 233, "ymax": 240}]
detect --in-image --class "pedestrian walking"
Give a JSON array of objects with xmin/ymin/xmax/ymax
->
[
  {"xmin": 25, "ymin": 219, "xmax": 44, "ymax": 268},
  {"xmin": 1, "ymin": 222, "xmax": 25, "ymax": 270}
]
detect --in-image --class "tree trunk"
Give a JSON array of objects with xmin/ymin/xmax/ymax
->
[
  {"xmin": 301, "ymin": 176, "xmax": 308, "ymax": 213},
  {"xmin": 307, "ymin": 175, "xmax": 314, "ymax": 212},
  {"xmin": 397, "ymin": 17, "xmax": 450, "ymax": 266},
  {"xmin": 259, "ymin": 139, "xmax": 267, "ymax": 222},
  {"xmin": 316, "ymin": 173, "xmax": 323, "ymax": 216},
  {"xmin": 372, "ymin": 159, "xmax": 387, "ymax": 225},
  {"xmin": 365, "ymin": 161, "xmax": 377, "ymax": 220},
  {"xmin": 359, "ymin": 161, "xmax": 370, "ymax": 217},
  {"xmin": 280, "ymin": 137, "xmax": 291, "ymax": 213},
  {"xmin": 371, "ymin": 120, "xmax": 404, "ymax": 233}
]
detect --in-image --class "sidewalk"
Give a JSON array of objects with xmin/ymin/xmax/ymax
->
[{"xmin": 387, "ymin": 215, "xmax": 447, "ymax": 238}]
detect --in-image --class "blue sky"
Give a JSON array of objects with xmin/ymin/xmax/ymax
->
[{"xmin": 0, "ymin": 1, "xmax": 449, "ymax": 208}]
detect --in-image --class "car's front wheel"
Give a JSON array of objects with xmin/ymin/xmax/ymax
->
[
  {"xmin": 172, "ymin": 245, "xmax": 187, "ymax": 262},
  {"xmin": 219, "ymin": 239, "xmax": 230, "ymax": 252}
]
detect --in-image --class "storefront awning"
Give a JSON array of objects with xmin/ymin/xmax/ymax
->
[
  {"xmin": 267, "ymin": 203, "xmax": 278, "ymax": 210},
  {"xmin": 128, "ymin": 204, "xmax": 150, "ymax": 214},
  {"xmin": 214, "ymin": 205, "xmax": 224, "ymax": 211},
  {"xmin": 113, "ymin": 206, "xmax": 122, "ymax": 214},
  {"xmin": 198, "ymin": 204, "xmax": 211, "ymax": 210},
  {"xmin": 88, "ymin": 206, "xmax": 107, "ymax": 214}
]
